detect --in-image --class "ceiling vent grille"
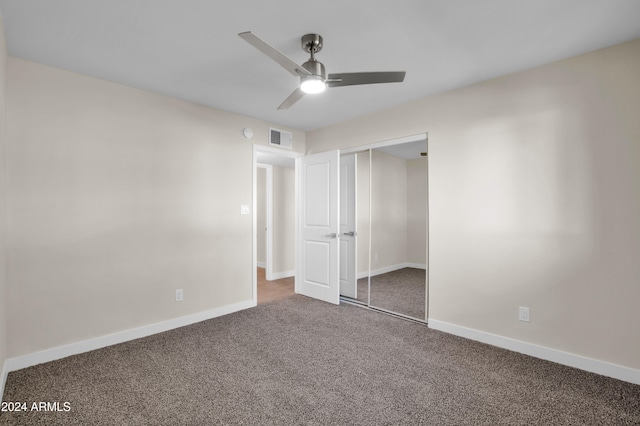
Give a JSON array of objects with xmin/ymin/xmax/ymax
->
[{"xmin": 269, "ymin": 128, "xmax": 292, "ymax": 149}]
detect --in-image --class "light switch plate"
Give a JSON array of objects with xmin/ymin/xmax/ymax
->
[{"xmin": 240, "ymin": 204, "xmax": 250, "ymax": 215}]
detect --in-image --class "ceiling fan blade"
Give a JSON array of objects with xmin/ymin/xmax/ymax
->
[
  {"xmin": 238, "ymin": 31, "xmax": 310, "ymax": 77},
  {"xmin": 278, "ymin": 88, "xmax": 306, "ymax": 110},
  {"xmin": 326, "ymin": 71, "xmax": 406, "ymax": 87}
]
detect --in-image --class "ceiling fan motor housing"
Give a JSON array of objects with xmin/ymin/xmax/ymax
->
[{"xmin": 302, "ymin": 59, "xmax": 326, "ymax": 80}]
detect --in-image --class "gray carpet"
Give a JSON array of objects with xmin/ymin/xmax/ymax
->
[
  {"xmin": 356, "ymin": 268, "xmax": 426, "ymax": 320},
  {"xmin": 2, "ymin": 295, "xmax": 639, "ymax": 425}
]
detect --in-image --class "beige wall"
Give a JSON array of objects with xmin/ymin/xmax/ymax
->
[
  {"xmin": 406, "ymin": 157, "xmax": 427, "ymax": 266},
  {"xmin": 371, "ymin": 150, "xmax": 408, "ymax": 271},
  {"xmin": 272, "ymin": 165, "xmax": 295, "ymax": 275},
  {"xmin": 357, "ymin": 152, "xmax": 428, "ymax": 275},
  {"xmin": 6, "ymin": 57, "xmax": 304, "ymax": 357},
  {"xmin": 255, "ymin": 164, "xmax": 294, "ymax": 276},
  {"xmin": 0, "ymin": 16, "xmax": 8, "ymax": 375},
  {"xmin": 307, "ymin": 39, "xmax": 640, "ymax": 370}
]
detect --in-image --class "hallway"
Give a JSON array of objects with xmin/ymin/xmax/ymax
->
[{"xmin": 257, "ymin": 268, "xmax": 295, "ymax": 304}]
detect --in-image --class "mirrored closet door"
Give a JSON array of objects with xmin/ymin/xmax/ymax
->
[{"xmin": 339, "ymin": 136, "xmax": 428, "ymax": 322}]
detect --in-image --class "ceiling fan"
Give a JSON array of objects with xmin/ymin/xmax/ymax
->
[{"xmin": 238, "ymin": 31, "xmax": 406, "ymax": 110}]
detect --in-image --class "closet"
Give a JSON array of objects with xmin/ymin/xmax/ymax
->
[{"xmin": 340, "ymin": 136, "xmax": 428, "ymax": 322}]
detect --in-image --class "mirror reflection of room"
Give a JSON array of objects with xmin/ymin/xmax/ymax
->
[{"xmin": 341, "ymin": 138, "xmax": 428, "ymax": 321}]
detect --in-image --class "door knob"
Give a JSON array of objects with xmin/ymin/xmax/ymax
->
[
  {"xmin": 342, "ymin": 231, "xmax": 357, "ymax": 237},
  {"xmin": 326, "ymin": 233, "xmax": 339, "ymax": 239}
]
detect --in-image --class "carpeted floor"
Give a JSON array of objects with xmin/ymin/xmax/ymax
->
[
  {"xmin": 2, "ymin": 295, "xmax": 639, "ymax": 425},
  {"xmin": 356, "ymin": 267, "xmax": 426, "ymax": 319}
]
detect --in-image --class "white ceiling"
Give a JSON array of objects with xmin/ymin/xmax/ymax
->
[
  {"xmin": 1, "ymin": 1, "xmax": 639, "ymax": 132},
  {"xmin": 375, "ymin": 140, "xmax": 427, "ymax": 160},
  {"xmin": 257, "ymin": 152, "xmax": 296, "ymax": 169}
]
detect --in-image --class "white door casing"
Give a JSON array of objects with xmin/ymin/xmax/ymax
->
[
  {"xmin": 297, "ymin": 150, "xmax": 340, "ymax": 305},
  {"xmin": 340, "ymin": 154, "xmax": 357, "ymax": 298}
]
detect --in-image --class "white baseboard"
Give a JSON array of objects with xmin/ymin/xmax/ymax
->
[
  {"xmin": 405, "ymin": 262, "xmax": 427, "ymax": 270},
  {"xmin": 428, "ymin": 319, "xmax": 640, "ymax": 386},
  {"xmin": 357, "ymin": 262, "xmax": 426, "ymax": 279},
  {"xmin": 1, "ymin": 359, "xmax": 8, "ymax": 400},
  {"xmin": 256, "ymin": 262, "xmax": 266, "ymax": 269},
  {"xmin": 269, "ymin": 270, "xmax": 294, "ymax": 280},
  {"xmin": 3, "ymin": 299, "xmax": 256, "ymax": 376},
  {"xmin": 357, "ymin": 263, "xmax": 404, "ymax": 279}
]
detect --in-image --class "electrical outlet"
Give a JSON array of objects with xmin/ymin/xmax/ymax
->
[
  {"xmin": 519, "ymin": 306, "xmax": 529, "ymax": 322},
  {"xmin": 175, "ymin": 289, "xmax": 183, "ymax": 302}
]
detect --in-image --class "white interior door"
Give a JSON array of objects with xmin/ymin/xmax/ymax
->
[
  {"xmin": 339, "ymin": 154, "xmax": 357, "ymax": 298},
  {"xmin": 297, "ymin": 150, "xmax": 340, "ymax": 304}
]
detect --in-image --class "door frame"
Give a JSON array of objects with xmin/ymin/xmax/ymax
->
[{"xmin": 253, "ymin": 145, "xmax": 302, "ymax": 305}]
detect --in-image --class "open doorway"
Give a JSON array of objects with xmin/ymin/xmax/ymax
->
[{"xmin": 253, "ymin": 146, "xmax": 300, "ymax": 304}]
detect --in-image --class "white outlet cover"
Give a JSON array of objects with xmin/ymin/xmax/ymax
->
[
  {"xmin": 519, "ymin": 306, "xmax": 530, "ymax": 322},
  {"xmin": 240, "ymin": 204, "xmax": 250, "ymax": 215}
]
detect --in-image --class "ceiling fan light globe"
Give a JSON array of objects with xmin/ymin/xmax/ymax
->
[{"xmin": 300, "ymin": 76, "xmax": 326, "ymax": 94}]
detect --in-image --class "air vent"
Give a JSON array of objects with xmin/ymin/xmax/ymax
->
[{"xmin": 269, "ymin": 128, "xmax": 292, "ymax": 149}]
